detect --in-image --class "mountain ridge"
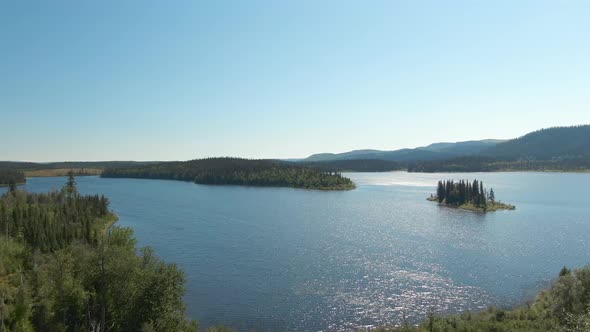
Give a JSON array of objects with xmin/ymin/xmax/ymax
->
[{"xmin": 304, "ymin": 139, "xmax": 506, "ymax": 162}]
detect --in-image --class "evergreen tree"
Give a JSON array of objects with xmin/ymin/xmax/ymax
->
[
  {"xmin": 62, "ymin": 170, "xmax": 78, "ymax": 199},
  {"xmin": 436, "ymin": 181, "xmax": 445, "ymax": 203},
  {"xmin": 433, "ymin": 179, "xmax": 500, "ymax": 209},
  {"xmin": 8, "ymin": 179, "xmax": 17, "ymax": 193},
  {"xmin": 559, "ymin": 266, "xmax": 571, "ymax": 276}
]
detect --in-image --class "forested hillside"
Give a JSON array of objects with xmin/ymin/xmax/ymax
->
[
  {"xmin": 483, "ymin": 125, "xmax": 590, "ymax": 160},
  {"xmin": 408, "ymin": 125, "xmax": 590, "ymax": 172},
  {"xmin": 304, "ymin": 140, "xmax": 503, "ymax": 162},
  {"xmin": 0, "ymin": 175, "xmax": 197, "ymax": 331},
  {"xmin": 306, "ymin": 125, "xmax": 590, "ymax": 172},
  {"xmin": 301, "ymin": 159, "xmax": 403, "ymax": 172},
  {"xmin": 101, "ymin": 157, "xmax": 355, "ymax": 190},
  {"xmin": 408, "ymin": 156, "xmax": 590, "ymax": 172}
]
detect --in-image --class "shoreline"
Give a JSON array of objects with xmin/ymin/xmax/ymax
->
[
  {"xmin": 427, "ymin": 196, "xmax": 516, "ymax": 212},
  {"xmin": 0, "ymin": 182, "xmax": 26, "ymax": 187},
  {"xmin": 16, "ymin": 168, "xmax": 590, "ymax": 178},
  {"xmin": 25, "ymin": 168, "xmax": 103, "ymax": 177},
  {"xmin": 408, "ymin": 169, "xmax": 590, "ymax": 174},
  {"xmin": 100, "ymin": 175, "xmax": 356, "ymax": 191}
]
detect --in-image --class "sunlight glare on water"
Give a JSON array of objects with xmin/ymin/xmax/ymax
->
[{"xmin": 16, "ymin": 172, "xmax": 590, "ymax": 331}]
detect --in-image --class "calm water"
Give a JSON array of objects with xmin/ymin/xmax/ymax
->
[{"xmin": 13, "ymin": 172, "xmax": 590, "ymax": 331}]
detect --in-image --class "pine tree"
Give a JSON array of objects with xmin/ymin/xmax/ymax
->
[
  {"xmin": 63, "ymin": 170, "xmax": 78, "ymax": 199},
  {"xmin": 437, "ymin": 181, "xmax": 445, "ymax": 203},
  {"xmin": 480, "ymin": 182, "xmax": 485, "ymax": 202},
  {"xmin": 8, "ymin": 179, "xmax": 17, "ymax": 193}
]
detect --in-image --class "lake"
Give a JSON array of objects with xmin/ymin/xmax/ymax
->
[{"xmin": 14, "ymin": 172, "xmax": 590, "ymax": 331}]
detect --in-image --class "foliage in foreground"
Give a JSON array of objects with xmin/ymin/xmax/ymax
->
[
  {"xmin": 372, "ymin": 265, "xmax": 590, "ymax": 332},
  {"xmin": 0, "ymin": 179, "xmax": 197, "ymax": 331}
]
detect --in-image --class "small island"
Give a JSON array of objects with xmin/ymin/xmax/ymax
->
[{"xmin": 427, "ymin": 179, "xmax": 515, "ymax": 212}]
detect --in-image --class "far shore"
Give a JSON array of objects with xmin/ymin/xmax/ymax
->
[
  {"xmin": 0, "ymin": 182, "xmax": 26, "ymax": 187},
  {"xmin": 25, "ymin": 168, "xmax": 103, "ymax": 177},
  {"xmin": 427, "ymin": 196, "xmax": 516, "ymax": 212},
  {"xmin": 12, "ymin": 167, "xmax": 590, "ymax": 180}
]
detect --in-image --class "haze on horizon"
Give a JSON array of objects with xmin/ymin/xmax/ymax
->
[{"xmin": 2, "ymin": 1, "xmax": 589, "ymax": 162}]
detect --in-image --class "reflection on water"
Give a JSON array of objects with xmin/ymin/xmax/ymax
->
[{"xmin": 17, "ymin": 172, "xmax": 590, "ymax": 331}]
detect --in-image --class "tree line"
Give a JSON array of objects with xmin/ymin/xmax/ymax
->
[
  {"xmin": 435, "ymin": 179, "xmax": 493, "ymax": 208},
  {"xmin": 409, "ymin": 156, "xmax": 590, "ymax": 173},
  {"xmin": 0, "ymin": 174, "xmax": 198, "ymax": 331},
  {"xmin": 101, "ymin": 157, "xmax": 355, "ymax": 190},
  {"xmin": 301, "ymin": 159, "xmax": 403, "ymax": 172},
  {"xmin": 0, "ymin": 169, "xmax": 25, "ymax": 187}
]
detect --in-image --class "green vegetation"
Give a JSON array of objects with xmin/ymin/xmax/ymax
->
[
  {"xmin": 0, "ymin": 176, "xmax": 197, "ymax": 331},
  {"xmin": 409, "ymin": 125, "xmax": 590, "ymax": 172},
  {"xmin": 101, "ymin": 157, "xmax": 355, "ymax": 190},
  {"xmin": 302, "ymin": 159, "xmax": 403, "ymax": 172},
  {"xmin": 304, "ymin": 125, "xmax": 590, "ymax": 172},
  {"xmin": 304, "ymin": 140, "xmax": 503, "ymax": 163},
  {"xmin": 372, "ymin": 265, "xmax": 590, "ymax": 332},
  {"xmin": 484, "ymin": 125, "xmax": 590, "ymax": 160},
  {"xmin": 0, "ymin": 161, "xmax": 157, "ymax": 178},
  {"xmin": 428, "ymin": 179, "xmax": 515, "ymax": 212},
  {"xmin": 25, "ymin": 168, "xmax": 103, "ymax": 177},
  {"xmin": 0, "ymin": 169, "xmax": 25, "ymax": 187},
  {"xmin": 409, "ymin": 156, "xmax": 590, "ymax": 173}
]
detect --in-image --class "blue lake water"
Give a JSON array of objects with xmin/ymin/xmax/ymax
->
[{"xmin": 13, "ymin": 172, "xmax": 590, "ymax": 331}]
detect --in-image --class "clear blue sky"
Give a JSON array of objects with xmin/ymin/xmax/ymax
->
[{"xmin": 2, "ymin": 1, "xmax": 589, "ymax": 161}]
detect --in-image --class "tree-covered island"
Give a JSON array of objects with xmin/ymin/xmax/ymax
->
[
  {"xmin": 427, "ymin": 179, "xmax": 515, "ymax": 212},
  {"xmin": 101, "ymin": 157, "xmax": 356, "ymax": 190}
]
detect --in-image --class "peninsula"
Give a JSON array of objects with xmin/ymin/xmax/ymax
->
[
  {"xmin": 101, "ymin": 157, "xmax": 355, "ymax": 190},
  {"xmin": 0, "ymin": 169, "xmax": 25, "ymax": 187},
  {"xmin": 427, "ymin": 179, "xmax": 515, "ymax": 212}
]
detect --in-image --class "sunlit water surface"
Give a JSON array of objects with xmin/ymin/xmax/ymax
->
[{"xmin": 14, "ymin": 172, "xmax": 590, "ymax": 331}]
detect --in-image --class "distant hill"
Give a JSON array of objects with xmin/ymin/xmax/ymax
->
[
  {"xmin": 0, "ymin": 161, "xmax": 157, "ymax": 171},
  {"xmin": 304, "ymin": 139, "xmax": 505, "ymax": 162},
  {"xmin": 482, "ymin": 125, "xmax": 590, "ymax": 160},
  {"xmin": 409, "ymin": 125, "xmax": 590, "ymax": 172},
  {"xmin": 304, "ymin": 149, "xmax": 383, "ymax": 162},
  {"xmin": 300, "ymin": 159, "xmax": 403, "ymax": 172},
  {"xmin": 419, "ymin": 139, "xmax": 506, "ymax": 155},
  {"xmin": 304, "ymin": 125, "xmax": 590, "ymax": 172}
]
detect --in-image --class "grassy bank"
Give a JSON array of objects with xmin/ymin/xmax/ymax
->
[
  {"xmin": 25, "ymin": 168, "xmax": 103, "ymax": 177},
  {"xmin": 99, "ymin": 212, "xmax": 119, "ymax": 236}
]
